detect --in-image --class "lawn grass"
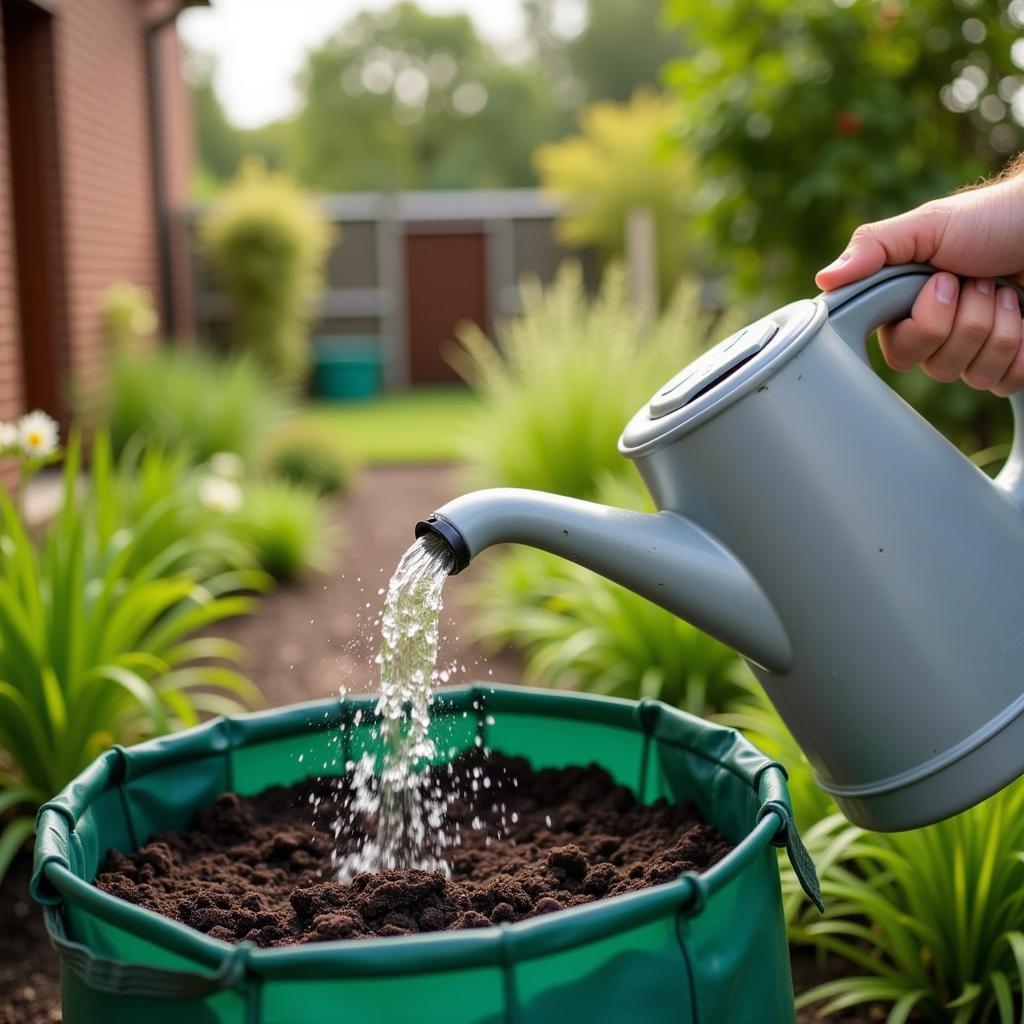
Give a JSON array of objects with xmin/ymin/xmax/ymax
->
[{"xmin": 298, "ymin": 386, "xmax": 479, "ymax": 464}]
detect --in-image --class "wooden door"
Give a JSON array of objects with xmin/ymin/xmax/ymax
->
[
  {"xmin": 404, "ymin": 231, "xmax": 487, "ymax": 385},
  {"xmin": 3, "ymin": 0, "xmax": 67, "ymax": 418}
]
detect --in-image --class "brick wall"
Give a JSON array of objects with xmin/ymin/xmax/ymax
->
[
  {"xmin": 52, "ymin": 0, "xmax": 194, "ymax": 404},
  {"xmin": 53, "ymin": 0, "xmax": 159, "ymax": 404},
  {"xmin": 0, "ymin": 15, "xmax": 24, "ymax": 428}
]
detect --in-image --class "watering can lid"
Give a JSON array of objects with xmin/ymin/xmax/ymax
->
[{"xmin": 619, "ymin": 297, "xmax": 826, "ymax": 457}]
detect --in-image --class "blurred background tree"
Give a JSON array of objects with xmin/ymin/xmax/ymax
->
[
  {"xmin": 188, "ymin": 0, "xmax": 689, "ymax": 193},
  {"xmin": 662, "ymin": 0, "xmax": 1024, "ymax": 302},
  {"xmin": 535, "ymin": 91, "xmax": 697, "ymax": 296},
  {"xmin": 661, "ymin": 0, "xmax": 1024, "ymax": 452}
]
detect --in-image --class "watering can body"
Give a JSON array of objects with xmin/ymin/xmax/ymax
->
[{"xmin": 419, "ymin": 265, "xmax": 1024, "ymax": 831}]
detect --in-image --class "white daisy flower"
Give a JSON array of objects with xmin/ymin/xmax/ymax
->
[
  {"xmin": 198, "ymin": 475, "xmax": 243, "ymax": 514},
  {"xmin": 0, "ymin": 422, "xmax": 19, "ymax": 454},
  {"xmin": 17, "ymin": 410, "xmax": 59, "ymax": 458},
  {"xmin": 209, "ymin": 451, "xmax": 245, "ymax": 480}
]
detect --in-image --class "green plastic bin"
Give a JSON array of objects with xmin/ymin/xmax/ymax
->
[
  {"xmin": 312, "ymin": 336, "xmax": 382, "ymax": 400},
  {"xmin": 32, "ymin": 684, "xmax": 820, "ymax": 1024}
]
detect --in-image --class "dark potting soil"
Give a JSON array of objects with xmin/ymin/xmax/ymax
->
[{"xmin": 94, "ymin": 750, "xmax": 733, "ymax": 947}]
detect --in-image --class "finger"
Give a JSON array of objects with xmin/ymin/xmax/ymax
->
[
  {"xmin": 922, "ymin": 278, "xmax": 996, "ymax": 383},
  {"xmin": 877, "ymin": 272, "xmax": 959, "ymax": 371},
  {"xmin": 815, "ymin": 206, "xmax": 948, "ymax": 291},
  {"xmin": 994, "ymin": 332, "xmax": 1024, "ymax": 395},
  {"xmin": 962, "ymin": 286, "xmax": 1023, "ymax": 390}
]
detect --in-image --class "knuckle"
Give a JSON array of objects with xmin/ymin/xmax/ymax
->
[
  {"xmin": 958, "ymin": 313, "xmax": 991, "ymax": 340},
  {"xmin": 1005, "ymin": 363, "xmax": 1024, "ymax": 389},
  {"xmin": 922, "ymin": 356, "xmax": 962, "ymax": 382},
  {"xmin": 990, "ymin": 333, "xmax": 1021, "ymax": 359}
]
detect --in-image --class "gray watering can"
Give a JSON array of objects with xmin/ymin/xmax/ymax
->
[{"xmin": 416, "ymin": 264, "xmax": 1024, "ymax": 832}]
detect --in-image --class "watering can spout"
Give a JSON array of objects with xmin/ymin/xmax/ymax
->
[{"xmin": 416, "ymin": 487, "xmax": 792, "ymax": 674}]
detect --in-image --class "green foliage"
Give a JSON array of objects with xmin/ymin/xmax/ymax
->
[
  {"xmin": 563, "ymin": 0, "xmax": 686, "ymax": 104},
  {"xmin": 662, "ymin": 0, "xmax": 1021, "ymax": 301},
  {"xmin": 259, "ymin": 419, "xmax": 352, "ymax": 495},
  {"xmin": 720, "ymin": 680, "xmax": 1024, "ymax": 1021},
  {"xmin": 89, "ymin": 435, "xmax": 253, "ymax": 581},
  {"xmin": 186, "ymin": 50, "xmax": 285, "ymax": 188},
  {"xmin": 288, "ymin": 2, "xmax": 562, "ymax": 192},
  {"xmin": 536, "ymin": 91, "xmax": 696, "ymax": 294},
  {"xmin": 455, "ymin": 264, "xmax": 740, "ymax": 499},
  {"xmin": 99, "ymin": 282, "xmax": 158, "ymax": 352},
  {"xmin": 791, "ymin": 785, "xmax": 1024, "ymax": 1023},
  {"xmin": 0, "ymin": 436, "xmax": 263, "ymax": 881},
  {"xmin": 230, "ymin": 479, "xmax": 335, "ymax": 582},
  {"xmin": 473, "ymin": 474, "xmax": 744, "ymax": 716},
  {"xmin": 200, "ymin": 161, "xmax": 333, "ymax": 385},
  {"xmin": 662, "ymin": 0, "xmax": 1024, "ymax": 453},
  {"xmin": 105, "ymin": 346, "xmax": 287, "ymax": 464}
]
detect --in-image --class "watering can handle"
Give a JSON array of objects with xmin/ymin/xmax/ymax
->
[{"xmin": 823, "ymin": 262, "xmax": 1024, "ymax": 510}]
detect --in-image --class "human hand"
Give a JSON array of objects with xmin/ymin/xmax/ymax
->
[{"xmin": 815, "ymin": 172, "xmax": 1024, "ymax": 395}]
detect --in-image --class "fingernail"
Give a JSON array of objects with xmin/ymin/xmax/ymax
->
[
  {"xmin": 1000, "ymin": 287, "xmax": 1019, "ymax": 310},
  {"xmin": 977, "ymin": 278, "xmax": 994, "ymax": 295},
  {"xmin": 935, "ymin": 274, "xmax": 959, "ymax": 304},
  {"xmin": 819, "ymin": 251, "xmax": 851, "ymax": 275}
]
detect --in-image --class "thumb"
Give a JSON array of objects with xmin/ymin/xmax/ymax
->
[{"xmin": 814, "ymin": 209, "xmax": 943, "ymax": 292}]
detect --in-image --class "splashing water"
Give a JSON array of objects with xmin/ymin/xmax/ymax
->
[{"xmin": 336, "ymin": 534, "xmax": 455, "ymax": 879}]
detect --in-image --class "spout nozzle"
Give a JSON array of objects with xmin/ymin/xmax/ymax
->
[{"xmin": 415, "ymin": 513, "xmax": 471, "ymax": 575}]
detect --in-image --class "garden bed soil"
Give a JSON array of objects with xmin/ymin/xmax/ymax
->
[{"xmin": 95, "ymin": 751, "xmax": 733, "ymax": 945}]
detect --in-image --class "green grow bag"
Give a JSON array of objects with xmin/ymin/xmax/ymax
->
[
  {"xmin": 312, "ymin": 336, "xmax": 382, "ymax": 400},
  {"xmin": 32, "ymin": 684, "xmax": 820, "ymax": 1024}
]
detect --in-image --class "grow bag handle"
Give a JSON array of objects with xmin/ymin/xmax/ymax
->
[
  {"xmin": 756, "ymin": 764, "xmax": 822, "ymax": 912},
  {"xmin": 43, "ymin": 905, "xmax": 255, "ymax": 1001}
]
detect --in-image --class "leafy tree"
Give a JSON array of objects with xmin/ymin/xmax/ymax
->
[
  {"xmin": 288, "ymin": 2, "xmax": 561, "ymax": 191},
  {"xmin": 535, "ymin": 91, "xmax": 696, "ymax": 295},
  {"xmin": 186, "ymin": 51, "xmax": 285, "ymax": 189},
  {"xmin": 567, "ymin": 0, "xmax": 686, "ymax": 103},
  {"xmin": 662, "ymin": 0, "xmax": 1021, "ymax": 456},
  {"xmin": 662, "ymin": 0, "xmax": 1024, "ymax": 301}
]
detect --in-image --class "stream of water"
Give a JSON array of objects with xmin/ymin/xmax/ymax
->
[{"xmin": 335, "ymin": 534, "xmax": 456, "ymax": 879}]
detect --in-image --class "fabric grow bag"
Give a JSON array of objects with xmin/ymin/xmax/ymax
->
[{"xmin": 32, "ymin": 684, "xmax": 820, "ymax": 1024}]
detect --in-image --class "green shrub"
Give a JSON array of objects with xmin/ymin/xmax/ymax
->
[
  {"xmin": 720, "ymin": 679, "xmax": 1024, "ymax": 1021},
  {"xmin": 100, "ymin": 282, "xmax": 158, "ymax": 352},
  {"xmin": 259, "ymin": 418, "xmax": 352, "ymax": 495},
  {"xmin": 230, "ymin": 479, "xmax": 335, "ymax": 582},
  {"xmin": 105, "ymin": 347, "xmax": 287, "ymax": 464},
  {"xmin": 473, "ymin": 473, "xmax": 744, "ymax": 716},
  {"xmin": 0, "ymin": 436, "xmax": 264, "ymax": 881},
  {"xmin": 89, "ymin": 434, "xmax": 254, "ymax": 581},
  {"xmin": 535, "ymin": 91, "xmax": 696, "ymax": 296},
  {"xmin": 791, "ymin": 785, "xmax": 1024, "ymax": 1023},
  {"xmin": 454, "ymin": 264, "xmax": 741, "ymax": 499},
  {"xmin": 200, "ymin": 159, "xmax": 333, "ymax": 386}
]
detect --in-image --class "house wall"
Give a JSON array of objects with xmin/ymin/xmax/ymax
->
[
  {"xmin": 0, "ymin": 15, "xmax": 23, "ymax": 434},
  {"xmin": 53, "ymin": 0, "xmax": 155, "ymax": 398}
]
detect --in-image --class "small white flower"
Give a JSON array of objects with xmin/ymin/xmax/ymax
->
[
  {"xmin": 209, "ymin": 451, "xmax": 245, "ymax": 480},
  {"xmin": 0, "ymin": 422, "xmax": 19, "ymax": 454},
  {"xmin": 198, "ymin": 475, "xmax": 243, "ymax": 514},
  {"xmin": 17, "ymin": 410, "xmax": 58, "ymax": 458}
]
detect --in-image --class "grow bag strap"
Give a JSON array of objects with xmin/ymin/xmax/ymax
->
[
  {"xmin": 44, "ymin": 906, "xmax": 253, "ymax": 999},
  {"xmin": 756, "ymin": 765, "xmax": 823, "ymax": 912}
]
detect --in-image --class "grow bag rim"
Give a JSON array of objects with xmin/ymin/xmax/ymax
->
[{"xmin": 34, "ymin": 684, "xmax": 796, "ymax": 979}]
